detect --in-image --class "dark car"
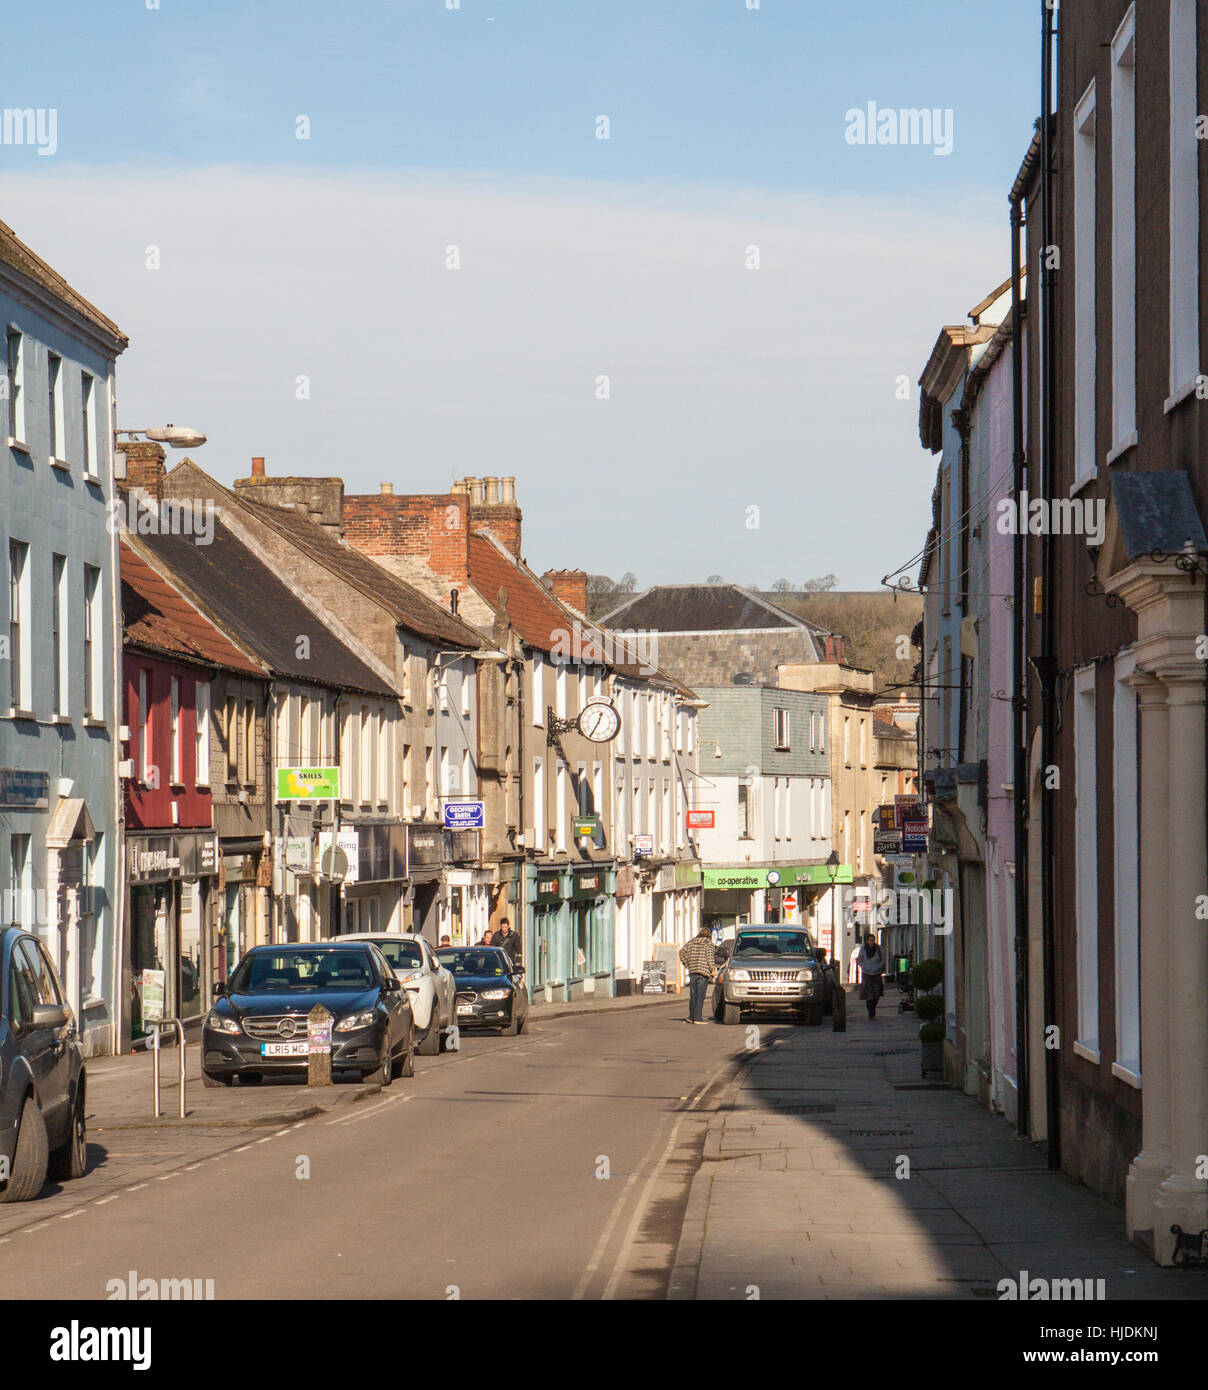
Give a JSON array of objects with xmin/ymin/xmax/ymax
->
[
  {"xmin": 202, "ymin": 943, "xmax": 414, "ymax": 1087},
  {"xmin": 436, "ymin": 947, "xmax": 529, "ymax": 1035},
  {"xmin": 0, "ymin": 927, "xmax": 87, "ymax": 1203}
]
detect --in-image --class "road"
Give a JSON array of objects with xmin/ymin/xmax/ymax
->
[{"xmin": 0, "ymin": 998, "xmax": 762, "ymax": 1300}]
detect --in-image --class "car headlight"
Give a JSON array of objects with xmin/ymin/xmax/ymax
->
[
  {"xmin": 797, "ymin": 970, "xmax": 814, "ymax": 982},
  {"xmin": 335, "ymin": 1009, "xmax": 378, "ymax": 1033},
  {"xmin": 729, "ymin": 968, "xmax": 750, "ymax": 981},
  {"xmin": 205, "ymin": 1010, "xmax": 241, "ymax": 1035},
  {"xmin": 480, "ymin": 989, "xmax": 509, "ymax": 1000},
  {"xmin": 396, "ymin": 968, "xmax": 424, "ymax": 985}
]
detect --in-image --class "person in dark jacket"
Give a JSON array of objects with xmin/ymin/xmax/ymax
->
[
  {"xmin": 477, "ymin": 928, "xmax": 495, "ymax": 946},
  {"xmin": 857, "ymin": 934, "xmax": 885, "ymax": 1019},
  {"xmin": 493, "ymin": 919, "xmax": 521, "ymax": 965}
]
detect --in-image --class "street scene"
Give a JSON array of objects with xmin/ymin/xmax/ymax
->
[{"xmin": 2, "ymin": 0, "xmax": 1208, "ymax": 1359}]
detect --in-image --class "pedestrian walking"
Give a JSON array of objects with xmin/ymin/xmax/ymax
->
[
  {"xmin": 477, "ymin": 927, "xmax": 495, "ymax": 946},
  {"xmin": 493, "ymin": 918, "xmax": 521, "ymax": 966},
  {"xmin": 857, "ymin": 934, "xmax": 885, "ymax": 1019},
  {"xmin": 679, "ymin": 926, "xmax": 719, "ymax": 1024},
  {"xmin": 438, "ymin": 935, "xmax": 452, "ymax": 949}
]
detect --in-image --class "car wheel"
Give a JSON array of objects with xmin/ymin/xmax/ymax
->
[
  {"xmin": 368, "ymin": 1038, "xmax": 393, "ymax": 1088},
  {"xmin": 516, "ymin": 1011, "xmax": 528, "ymax": 1036},
  {"xmin": 504, "ymin": 1009, "xmax": 522, "ymax": 1036},
  {"xmin": 48, "ymin": 1086, "xmax": 87, "ymax": 1181},
  {"xmin": 399, "ymin": 1031, "xmax": 415, "ymax": 1078},
  {"xmin": 202, "ymin": 1071, "xmax": 233, "ymax": 1088},
  {"xmin": 721, "ymin": 1001, "xmax": 741, "ymax": 1026},
  {"xmin": 0, "ymin": 1095, "xmax": 48, "ymax": 1203},
  {"xmin": 416, "ymin": 1011, "xmax": 441, "ymax": 1056}
]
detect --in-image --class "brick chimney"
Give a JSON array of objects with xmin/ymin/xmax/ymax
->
[
  {"xmin": 343, "ymin": 489, "xmax": 472, "ymax": 589},
  {"xmin": 232, "ymin": 458, "xmax": 344, "ymax": 534},
  {"xmin": 543, "ymin": 568, "xmax": 589, "ymax": 613},
  {"xmin": 458, "ymin": 474, "xmax": 522, "ymax": 558},
  {"xmin": 118, "ymin": 439, "xmax": 167, "ymax": 500}
]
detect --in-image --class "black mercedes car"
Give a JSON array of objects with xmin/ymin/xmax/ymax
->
[
  {"xmin": 436, "ymin": 947, "xmax": 529, "ymax": 1035},
  {"xmin": 202, "ymin": 943, "xmax": 414, "ymax": 1087}
]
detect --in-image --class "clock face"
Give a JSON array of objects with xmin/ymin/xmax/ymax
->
[{"xmin": 577, "ymin": 699, "xmax": 621, "ymax": 743}]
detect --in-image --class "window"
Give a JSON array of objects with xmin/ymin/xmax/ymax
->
[
  {"xmin": 224, "ymin": 696, "xmax": 239, "ymax": 782},
  {"xmin": 593, "ymin": 762, "xmax": 603, "ymax": 829},
  {"xmin": 6, "ymin": 328, "xmax": 24, "ymax": 443},
  {"xmin": 1113, "ymin": 656, "xmax": 1140, "ymax": 1078},
  {"xmin": 555, "ymin": 665, "xmax": 566, "ymax": 720},
  {"xmin": 48, "ymin": 352, "xmax": 64, "ymax": 462},
  {"xmin": 80, "ymin": 371, "xmax": 97, "ymax": 475},
  {"xmin": 1073, "ymin": 80, "xmax": 1097, "ymax": 482},
  {"xmin": 772, "ymin": 776, "xmax": 781, "ymax": 841},
  {"xmin": 859, "ymin": 718, "xmax": 869, "ymax": 768},
  {"xmin": 400, "ymin": 643, "xmax": 411, "ymax": 704},
  {"xmin": 137, "ymin": 669, "xmax": 150, "ymax": 782},
  {"xmin": 556, "ymin": 764, "xmax": 568, "ymax": 851},
  {"xmin": 737, "ymin": 782, "xmax": 751, "ymax": 839},
  {"xmin": 1074, "ymin": 664, "xmax": 1100, "ymax": 1057},
  {"xmin": 380, "ymin": 718, "xmax": 391, "ymax": 805},
  {"xmin": 8, "ymin": 834, "xmax": 30, "ymax": 928},
  {"xmin": 242, "ymin": 699, "xmax": 255, "ymax": 785},
  {"xmin": 1110, "ymin": 6, "xmax": 1137, "ymax": 453},
  {"xmin": 361, "ymin": 709, "xmax": 373, "ymax": 804},
  {"xmin": 1170, "ymin": 0, "xmax": 1200, "ymax": 399},
  {"xmin": 645, "ymin": 695, "xmax": 656, "ymax": 760},
  {"xmin": 195, "ymin": 681, "xmax": 210, "ymax": 786},
  {"xmin": 531, "ymin": 653, "xmax": 545, "ymax": 726},
  {"xmin": 402, "ymin": 743, "xmax": 411, "ymax": 811},
  {"xmin": 784, "ymin": 778, "xmax": 792, "ymax": 841},
  {"xmin": 774, "ymin": 708, "xmax": 790, "ymax": 750},
  {"xmin": 8, "ymin": 540, "xmax": 28, "ymax": 711},
  {"xmin": 52, "ymin": 553, "xmax": 67, "ymax": 715},
  {"xmin": 425, "ymin": 745, "xmax": 435, "ymax": 814},
  {"xmin": 460, "ymin": 663, "xmax": 471, "ymax": 717},
  {"xmin": 169, "ymin": 677, "xmax": 181, "ymax": 784},
  {"xmin": 533, "ymin": 755, "xmax": 546, "ymax": 846},
  {"xmin": 842, "ymin": 714, "xmax": 851, "ymax": 765},
  {"xmin": 83, "ymin": 564, "xmax": 101, "ymax": 718}
]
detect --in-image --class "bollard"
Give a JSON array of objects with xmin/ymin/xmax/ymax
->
[
  {"xmin": 307, "ymin": 1003, "xmax": 333, "ymax": 1086},
  {"xmin": 832, "ymin": 976, "xmax": 847, "ymax": 1032}
]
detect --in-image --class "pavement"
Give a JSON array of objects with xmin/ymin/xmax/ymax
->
[{"xmin": 668, "ymin": 988, "xmax": 1208, "ymax": 1300}]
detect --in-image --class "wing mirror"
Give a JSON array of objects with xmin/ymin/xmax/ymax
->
[{"xmin": 30, "ymin": 1003, "xmax": 70, "ymax": 1030}]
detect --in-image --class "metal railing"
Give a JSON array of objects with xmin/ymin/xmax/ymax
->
[{"xmin": 151, "ymin": 1018, "xmax": 186, "ymax": 1119}]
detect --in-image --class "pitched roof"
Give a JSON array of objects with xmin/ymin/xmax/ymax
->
[
  {"xmin": 0, "ymin": 219, "xmax": 127, "ymax": 348},
  {"xmin": 226, "ymin": 491, "xmax": 483, "ymax": 649},
  {"xmin": 121, "ymin": 542, "xmax": 263, "ymax": 675},
  {"xmin": 128, "ymin": 519, "xmax": 394, "ymax": 697},
  {"xmin": 601, "ymin": 584, "xmax": 819, "ymax": 637}
]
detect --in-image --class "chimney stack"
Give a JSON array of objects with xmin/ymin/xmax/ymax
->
[
  {"xmin": 381, "ymin": 481, "xmax": 394, "ymax": 495},
  {"xmin": 483, "ymin": 475, "xmax": 500, "ymax": 505},
  {"xmin": 251, "ymin": 456, "xmax": 265, "ymax": 477},
  {"xmin": 118, "ymin": 440, "xmax": 167, "ymax": 500},
  {"xmin": 543, "ymin": 569, "xmax": 589, "ymax": 614}
]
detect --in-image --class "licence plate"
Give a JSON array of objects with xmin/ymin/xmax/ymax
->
[
  {"xmin": 456, "ymin": 1005, "xmax": 474, "ymax": 1016},
  {"xmin": 260, "ymin": 1042, "xmax": 309, "ymax": 1057}
]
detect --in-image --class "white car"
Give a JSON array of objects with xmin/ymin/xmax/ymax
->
[{"xmin": 339, "ymin": 933, "xmax": 456, "ymax": 1055}]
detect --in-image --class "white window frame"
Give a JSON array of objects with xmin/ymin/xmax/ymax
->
[
  {"xmin": 52, "ymin": 553, "xmax": 68, "ymax": 716},
  {"xmin": 380, "ymin": 715, "xmax": 391, "ymax": 807},
  {"xmin": 48, "ymin": 351, "xmax": 66, "ymax": 466},
  {"xmin": 138, "ymin": 668, "xmax": 149, "ymax": 782},
  {"xmin": 8, "ymin": 539, "xmax": 30, "ymax": 712},
  {"xmin": 774, "ymin": 707, "xmax": 790, "ymax": 751},
  {"xmin": 360, "ymin": 707, "xmax": 372, "ymax": 806},
  {"xmin": 80, "ymin": 371, "xmax": 98, "ymax": 477},
  {"xmin": 533, "ymin": 755, "xmax": 546, "ymax": 847},
  {"xmin": 556, "ymin": 763, "xmax": 568, "ymax": 851},
  {"xmin": 169, "ymin": 676, "xmax": 181, "ymax": 784},
  {"xmin": 6, "ymin": 327, "xmax": 25, "ymax": 445},
  {"xmin": 1073, "ymin": 80, "xmax": 1098, "ymax": 487},
  {"xmin": 531, "ymin": 653, "xmax": 545, "ymax": 726},
  {"xmin": 83, "ymin": 564, "xmax": 102, "ymax": 719},
  {"xmin": 1112, "ymin": 654, "xmax": 1140, "ymax": 1082},
  {"xmin": 555, "ymin": 665, "xmax": 566, "ymax": 720},
  {"xmin": 1109, "ymin": 5, "xmax": 1137, "ymax": 458},
  {"xmin": 1168, "ymin": 0, "xmax": 1200, "ymax": 406},
  {"xmin": 1073, "ymin": 663, "xmax": 1100, "ymax": 1059},
  {"xmin": 195, "ymin": 680, "xmax": 211, "ymax": 787}
]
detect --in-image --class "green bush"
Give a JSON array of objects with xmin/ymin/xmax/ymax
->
[
  {"xmin": 918, "ymin": 1021, "xmax": 945, "ymax": 1043},
  {"xmin": 915, "ymin": 993, "xmax": 945, "ymax": 1022},
  {"xmin": 911, "ymin": 958, "xmax": 944, "ymax": 992}
]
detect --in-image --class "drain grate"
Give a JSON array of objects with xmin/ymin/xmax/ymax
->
[{"xmin": 849, "ymin": 1130, "xmax": 912, "ymax": 1137}]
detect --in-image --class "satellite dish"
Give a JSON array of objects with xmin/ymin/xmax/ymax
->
[{"xmin": 320, "ymin": 845, "xmax": 349, "ymax": 883}]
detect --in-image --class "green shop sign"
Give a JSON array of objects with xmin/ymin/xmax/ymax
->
[
  {"xmin": 276, "ymin": 767, "xmax": 341, "ymax": 801},
  {"xmin": 702, "ymin": 863, "xmax": 853, "ymax": 891}
]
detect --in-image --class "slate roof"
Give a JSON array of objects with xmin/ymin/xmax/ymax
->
[
  {"xmin": 231, "ymin": 492, "xmax": 483, "ymax": 649},
  {"xmin": 601, "ymin": 584, "xmax": 817, "ymax": 635},
  {"xmin": 121, "ymin": 542, "xmax": 263, "ymax": 675},
  {"xmin": 0, "ymin": 219, "xmax": 127, "ymax": 348},
  {"xmin": 129, "ymin": 519, "xmax": 394, "ymax": 697}
]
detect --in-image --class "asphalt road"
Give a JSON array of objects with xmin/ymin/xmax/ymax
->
[{"xmin": 0, "ymin": 998, "xmax": 759, "ymax": 1300}]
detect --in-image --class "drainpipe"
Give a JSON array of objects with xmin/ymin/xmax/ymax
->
[
  {"xmin": 1038, "ymin": 0, "xmax": 1061, "ymax": 1171},
  {"xmin": 1009, "ymin": 182, "xmax": 1031, "ymax": 1139}
]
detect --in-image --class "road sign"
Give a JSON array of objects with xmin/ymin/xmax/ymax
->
[{"xmin": 443, "ymin": 800, "xmax": 484, "ymax": 830}]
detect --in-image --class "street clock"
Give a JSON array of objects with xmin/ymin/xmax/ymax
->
[{"xmin": 577, "ymin": 698, "xmax": 621, "ymax": 744}]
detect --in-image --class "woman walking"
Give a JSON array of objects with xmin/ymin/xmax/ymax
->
[{"xmin": 857, "ymin": 933, "xmax": 885, "ymax": 1020}]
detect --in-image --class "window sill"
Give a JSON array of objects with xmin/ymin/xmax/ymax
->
[
  {"xmin": 51, "ymin": 713, "xmax": 71, "ymax": 724},
  {"xmin": 82, "ymin": 471, "xmax": 102, "ymax": 486},
  {"xmin": 1072, "ymin": 1040, "xmax": 1100, "ymax": 1065},
  {"xmin": 1111, "ymin": 1061, "xmax": 1141, "ymax": 1089},
  {"xmin": 82, "ymin": 716, "xmax": 107, "ymax": 729},
  {"xmin": 7, "ymin": 437, "xmax": 30, "ymax": 455},
  {"xmin": 7, "ymin": 707, "xmax": 36, "ymax": 721},
  {"xmin": 1069, "ymin": 467, "xmax": 1097, "ymax": 497},
  {"xmin": 1164, "ymin": 376, "xmax": 1200, "ymax": 414},
  {"xmin": 49, "ymin": 455, "xmax": 71, "ymax": 472},
  {"xmin": 1105, "ymin": 433, "xmax": 1137, "ymax": 466}
]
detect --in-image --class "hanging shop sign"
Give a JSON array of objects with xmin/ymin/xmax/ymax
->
[
  {"xmin": 443, "ymin": 800, "xmax": 484, "ymax": 830},
  {"xmin": 573, "ymin": 813, "xmax": 600, "ymax": 839},
  {"xmin": 894, "ymin": 794, "xmax": 921, "ymax": 830},
  {"xmin": 276, "ymin": 767, "xmax": 340, "ymax": 801},
  {"xmin": 902, "ymin": 819, "xmax": 929, "ymax": 854}
]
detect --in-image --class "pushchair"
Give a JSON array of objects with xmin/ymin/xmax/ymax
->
[{"xmin": 896, "ymin": 958, "xmax": 916, "ymax": 1014}]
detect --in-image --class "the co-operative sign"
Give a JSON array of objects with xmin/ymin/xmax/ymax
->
[{"xmin": 442, "ymin": 800, "xmax": 484, "ymax": 830}]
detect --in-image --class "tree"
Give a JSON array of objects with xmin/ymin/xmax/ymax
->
[
  {"xmin": 771, "ymin": 578, "xmax": 795, "ymax": 593},
  {"xmin": 802, "ymin": 574, "xmax": 838, "ymax": 592},
  {"xmin": 706, "ymin": 573, "xmax": 725, "ymax": 585}
]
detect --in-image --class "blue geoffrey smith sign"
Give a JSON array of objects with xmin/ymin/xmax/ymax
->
[{"xmin": 442, "ymin": 801, "xmax": 485, "ymax": 830}]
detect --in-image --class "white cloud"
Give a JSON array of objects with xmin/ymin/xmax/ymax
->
[{"xmin": 4, "ymin": 164, "xmax": 1006, "ymax": 589}]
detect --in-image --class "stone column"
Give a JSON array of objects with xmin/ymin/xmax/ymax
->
[
  {"xmin": 1125, "ymin": 671, "xmax": 1172, "ymax": 1250},
  {"xmin": 1154, "ymin": 664, "xmax": 1208, "ymax": 1263}
]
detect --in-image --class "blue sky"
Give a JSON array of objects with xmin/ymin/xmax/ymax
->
[{"xmin": 2, "ymin": 0, "xmax": 1038, "ymax": 590}]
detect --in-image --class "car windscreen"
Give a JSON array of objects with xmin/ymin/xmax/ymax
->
[
  {"xmin": 436, "ymin": 949, "xmax": 508, "ymax": 977},
  {"xmin": 368, "ymin": 940, "xmax": 424, "ymax": 970},
  {"xmin": 230, "ymin": 950, "xmax": 376, "ymax": 993},
  {"xmin": 733, "ymin": 932, "xmax": 812, "ymax": 957}
]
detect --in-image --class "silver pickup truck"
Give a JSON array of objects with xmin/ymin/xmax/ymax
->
[{"xmin": 712, "ymin": 927, "xmax": 827, "ymax": 1026}]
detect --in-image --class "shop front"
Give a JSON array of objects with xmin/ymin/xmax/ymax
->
[
  {"xmin": 568, "ymin": 865, "xmax": 614, "ymax": 999},
  {"xmin": 128, "ymin": 831, "xmax": 218, "ymax": 1040},
  {"xmin": 340, "ymin": 823, "xmax": 406, "ymax": 935},
  {"xmin": 405, "ymin": 823, "xmax": 444, "ymax": 942},
  {"xmin": 701, "ymin": 862, "xmax": 853, "ymax": 957}
]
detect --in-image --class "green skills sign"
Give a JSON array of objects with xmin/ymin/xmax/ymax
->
[{"xmin": 276, "ymin": 767, "xmax": 341, "ymax": 801}]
